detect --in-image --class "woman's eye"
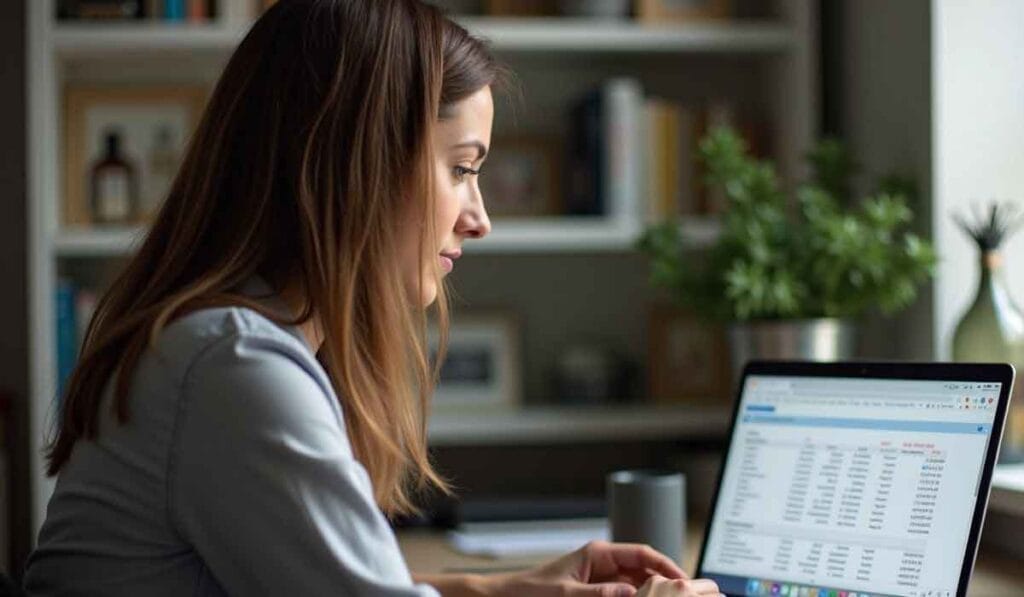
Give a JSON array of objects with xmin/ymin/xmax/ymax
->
[{"xmin": 452, "ymin": 165, "xmax": 479, "ymax": 182}]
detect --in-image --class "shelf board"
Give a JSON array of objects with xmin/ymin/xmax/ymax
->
[
  {"xmin": 476, "ymin": 217, "xmax": 641, "ymax": 253},
  {"xmin": 54, "ymin": 217, "xmax": 720, "ymax": 257},
  {"xmin": 52, "ymin": 22, "xmax": 245, "ymax": 58},
  {"xmin": 461, "ymin": 18, "xmax": 793, "ymax": 53},
  {"xmin": 51, "ymin": 18, "xmax": 792, "ymax": 60},
  {"xmin": 53, "ymin": 226, "xmax": 145, "ymax": 257},
  {"xmin": 427, "ymin": 403, "xmax": 731, "ymax": 446}
]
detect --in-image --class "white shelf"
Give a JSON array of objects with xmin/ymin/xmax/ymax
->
[
  {"xmin": 53, "ymin": 226, "xmax": 146, "ymax": 257},
  {"xmin": 53, "ymin": 217, "xmax": 721, "ymax": 257},
  {"xmin": 52, "ymin": 18, "xmax": 792, "ymax": 60},
  {"xmin": 53, "ymin": 22, "xmax": 244, "ymax": 58},
  {"xmin": 427, "ymin": 404, "xmax": 731, "ymax": 446},
  {"xmin": 459, "ymin": 18, "xmax": 792, "ymax": 53},
  {"xmin": 477, "ymin": 218, "xmax": 641, "ymax": 253}
]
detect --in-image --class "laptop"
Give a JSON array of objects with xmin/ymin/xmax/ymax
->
[{"xmin": 696, "ymin": 361, "xmax": 1015, "ymax": 597}]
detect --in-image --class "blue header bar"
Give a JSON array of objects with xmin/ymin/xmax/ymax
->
[{"xmin": 742, "ymin": 414, "xmax": 991, "ymax": 435}]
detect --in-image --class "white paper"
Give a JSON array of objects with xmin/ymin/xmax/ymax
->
[{"xmin": 447, "ymin": 517, "xmax": 609, "ymax": 558}]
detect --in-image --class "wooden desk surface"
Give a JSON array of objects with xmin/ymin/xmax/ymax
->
[{"xmin": 399, "ymin": 523, "xmax": 1024, "ymax": 596}]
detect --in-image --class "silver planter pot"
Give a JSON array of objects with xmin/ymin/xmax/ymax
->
[{"xmin": 728, "ymin": 319, "xmax": 857, "ymax": 382}]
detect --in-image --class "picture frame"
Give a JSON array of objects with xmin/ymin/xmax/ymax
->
[
  {"xmin": 64, "ymin": 85, "xmax": 208, "ymax": 227},
  {"xmin": 478, "ymin": 136, "xmax": 560, "ymax": 218},
  {"xmin": 430, "ymin": 314, "xmax": 521, "ymax": 412},
  {"xmin": 635, "ymin": 0, "xmax": 731, "ymax": 23},
  {"xmin": 647, "ymin": 306, "xmax": 730, "ymax": 403}
]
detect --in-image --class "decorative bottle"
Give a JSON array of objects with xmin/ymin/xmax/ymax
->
[
  {"xmin": 951, "ymin": 204, "xmax": 1024, "ymax": 462},
  {"xmin": 89, "ymin": 131, "xmax": 138, "ymax": 225}
]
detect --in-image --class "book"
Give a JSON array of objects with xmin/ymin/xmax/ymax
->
[
  {"xmin": 56, "ymin": 279, "xmax": 78, "ymax": 399},
  {"xmin": 601, "ymin": 78, "xmax": 643, "ymax": 222},
  {"xmin": 643, "ymin": 98, "xmax": 680, "ymax": 222},
  {"xmin": 565, "ymin": 90, "xmax": 603, "ymax": 215},
  {"xmin": 63, "ymin": 1, "xmax": 143, "ymax": 20},
  {"xmin": 76, "ymin": 288, "xmax": 99, "ymax": 351},
  {"xmin": 187, "ymin": 0, "xmax": 207, "ymax": 21},
  {"xmin": 564, "ymin": 78, "xmax": 644, "ymax": 219},
  {"xmin": 164, "ymin": 0, "xmax": 185, "ymax": 20},
  {"xmin": 676, "ymin": 104, "xmax": 699, "ymax": 215},
  {"xmin": 699, "ymin": 101, "xmax": 736, "ymax": 215},
  {"xmin": 642, "ymin": 98, "xmax": 699, "ymax": 223},
  {"xmin": 143, "ymin": 0, "xmax": 163, "ymax": 19}
]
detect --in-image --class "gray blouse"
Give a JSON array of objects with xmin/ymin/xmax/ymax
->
[{"xmin": 24, "ymin": 281, "xmax": 439, "ymax": 596}]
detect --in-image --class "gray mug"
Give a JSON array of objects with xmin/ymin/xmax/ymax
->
[{"xmin": 607, "ymin": 470, "xmax": 686, "ymax": 564}]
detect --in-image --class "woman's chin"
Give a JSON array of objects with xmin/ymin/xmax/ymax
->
[{"xmin": 419, "ymin": 283, "xmax": 438, "ymax": 308}]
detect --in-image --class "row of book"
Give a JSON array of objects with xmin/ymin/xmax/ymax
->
[
  {"xmin": 565, "ymin": 77, "xmax": 753, "ymax": 221},
  {"xmin": 57, "ymin": 0, "xmax": 221, "ymax": 21},
  {"xmin": 56, "ymin": 280, "xmax": 98, "ymax": 397}
]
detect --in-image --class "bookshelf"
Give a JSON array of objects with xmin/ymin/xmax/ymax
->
[
  {"xmin": 52, "ymin": 18, "xmax": 792, "ymax": 58},
  {"xmin": 27, "ymin": 0, "xmax": 817, "ymax": 539},
  {"xmin": 53, "ymin": 217, "xmax": 722, "ymax": 256}
]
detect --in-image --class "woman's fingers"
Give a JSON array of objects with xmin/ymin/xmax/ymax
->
[
  {"xmin": 583, "ymin": 541, "xmax": 687, "ymax": 581},
  {"xmin": 611, "ymin": 567, "xmax": 658, "ymax": 587},
  {"xmin": 682, "ymin": 578, "xmax": 720, "ymax": 594},
  {"xmin": 636, "ymin": 575, "xmax": 721, "ymax": 597},
  {"xmin": 565, "ymin": 581, "xmax": 637, "ymax": 597}
]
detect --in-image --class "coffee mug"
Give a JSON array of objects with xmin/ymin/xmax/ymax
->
[{"xmin": 606, "ymin": 470, "xmax": 686, "ymax": 563}]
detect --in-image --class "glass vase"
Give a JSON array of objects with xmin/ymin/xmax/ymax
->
[{"xmin": 952, "ymin": 251, "xmax": 1024, "ymax": 463}]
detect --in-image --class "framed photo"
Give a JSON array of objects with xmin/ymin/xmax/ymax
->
[
  {"xmin": 648, "ymin": 306, "xmax": 730, "ymax": 403},
  {"xmin": 430, "ymin": 314, "xmax": 521, "ymax": 411},
  {"xmin": 64, "ymin": 85, "xmax": 208, "ymax": 226},
  {"xmin": 479, "ymin": 137, "xmax": 560, "ymax": 218},
  {"xmin": 635, "ymin": 0, "xmax": 731, "ymax": 23}
]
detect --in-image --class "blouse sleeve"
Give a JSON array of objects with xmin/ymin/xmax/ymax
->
[{"xmin": 169, "ymin": 331, "xmax": 439, "ymax": 597}]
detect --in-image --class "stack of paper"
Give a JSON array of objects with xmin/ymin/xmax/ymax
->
[{"xmin": 447, "ymin": 518, "xmax": 609, "ymax": 558}]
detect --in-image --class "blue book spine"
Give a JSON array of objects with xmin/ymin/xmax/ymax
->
[
  {"xmin": 165, "ymin": 0, "xmax": 186, "ymax": 20},
  {"xmin": 56, "ymin": 279, "xmax": 78, "ymax": 401}
]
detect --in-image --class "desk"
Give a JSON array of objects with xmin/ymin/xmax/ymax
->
[{"xmin": 399, "ymin": 522, "xmax": 1024, "ymax": 596}]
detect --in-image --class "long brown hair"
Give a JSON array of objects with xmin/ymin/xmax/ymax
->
[{"xmin": 48, "ymin": 0, "xmax": 501, "ymax": 516}]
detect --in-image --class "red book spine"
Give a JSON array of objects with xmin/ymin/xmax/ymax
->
[{"xmin": 187, "ymin": 0, "xmax": 207, "ymax": 22}]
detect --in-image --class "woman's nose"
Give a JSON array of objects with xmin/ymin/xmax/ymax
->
[{"xmin": 457, "ymin": 193, "xmax": 491, "ymax": 239}]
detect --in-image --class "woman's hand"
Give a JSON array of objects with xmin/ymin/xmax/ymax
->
[
  {"xmin": 635, "ymin": 576, "xmax": 721, "ymax": 597},
  {"xmin": 481, "ymin": 540, "xmax": 717, "ymax": 597}
]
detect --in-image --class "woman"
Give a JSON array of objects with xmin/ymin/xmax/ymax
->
[{"xmin": 25, "ymin": 1, "xmax": 721, "ymax": 595}]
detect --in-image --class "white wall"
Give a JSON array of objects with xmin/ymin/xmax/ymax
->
[{"xmin": 932, "ymin": 0, "xmax": 1024, "ymax": 360}]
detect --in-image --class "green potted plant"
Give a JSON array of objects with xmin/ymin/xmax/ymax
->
[{"xmin": 639, "ymin": 127, "xmax": 937, "ymax": 378}]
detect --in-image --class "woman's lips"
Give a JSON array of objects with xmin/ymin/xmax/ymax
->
[{"xmin": 440, "ymin": 249, "xmax": 461, "ymax": 273}]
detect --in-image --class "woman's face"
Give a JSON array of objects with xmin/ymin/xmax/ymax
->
[{"xmin": 406, "ymin": 85, "xmax": 494, "ymax": 306}]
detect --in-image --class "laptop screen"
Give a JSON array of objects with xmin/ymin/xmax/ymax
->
[{"xmin": 700, "ymin": 375, "xmax": 1002, "ymax": 597}]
